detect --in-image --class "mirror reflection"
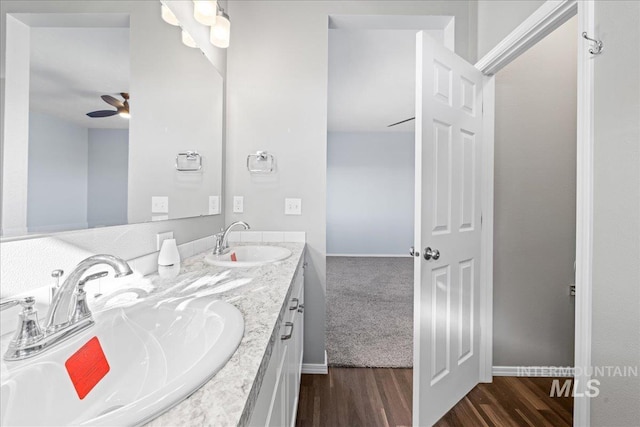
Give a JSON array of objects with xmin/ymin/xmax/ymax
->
[
  {"xmin": 1, "ymin": 2, "xmax": 223, "ymax": 238},
  {"xmin": 28, "ymin": 24, "xmax": 130, "ymax": 232}
]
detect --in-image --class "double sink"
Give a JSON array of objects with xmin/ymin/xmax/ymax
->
[{"xmin": 0, "ymin": 244, "xmax": 292, "ymax": 425}]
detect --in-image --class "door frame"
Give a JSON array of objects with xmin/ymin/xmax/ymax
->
[{"xmin": 474, "ymin": 1, "xmax": 594, "ymax": 426}]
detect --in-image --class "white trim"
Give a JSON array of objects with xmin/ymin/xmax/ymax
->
[
  {"xmin": 328, "ymin": 14, "xmax": 455, "ymax": 52},
  {"xmin": 573, "ymin": 2, "xmax": 595, "ymax": 425},
  {"xmin": 327, "ymin": 253, "xmax": 411, "ymax": 258},
  {"xmin": 301, "ymin": 351, "xmax": 328, "ymax": 374},
  {"xmin": 475, "ymin": 0, "xmax": 578, "ymax": 75},
  {"xmin": 493, "ymin": 366, "xmax": 575, "ymax": 377},
  {"xmin": 479, "ymin": 75, "xmax": 495, "ymax": 383}
]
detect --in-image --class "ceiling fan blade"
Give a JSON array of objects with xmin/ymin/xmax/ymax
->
[
  {"xmin": 101, "ymin": 95, "xmax": 124, "ymax": 108},
  {"xmin": 87, "ymin": 110, "xmax": 118, "ymax": 118},
  {"xmin": 387, "ymin": 117, "xmax": 416, "ymax": 127}
]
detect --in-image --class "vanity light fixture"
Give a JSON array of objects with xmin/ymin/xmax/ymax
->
[
  {"xmin": 161, "ymin": 4, "xmax": 180, "ymax": 26},
  {"xmin": 181, "ymin": 30, "xmax": 198, "ymax": 48},
  {"xmin": 193, "ymin": 0, "xmax": 218, "ymax": 26},
  {"xmin": 210, "ymin": 5, "xmax": 230, "ymax": 49}
]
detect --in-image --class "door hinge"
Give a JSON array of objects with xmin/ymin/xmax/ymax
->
[{"xmin": 481, "ymin": 214, "xmax": 483, "ymax": 228}]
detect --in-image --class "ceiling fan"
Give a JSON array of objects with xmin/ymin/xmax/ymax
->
[
  {"xmin": 387, "ymin": 117, "xmax": 415, "ymax": 127},
  {"xmin": 87, "ymin": 92, "xmax": 130, "ymax": 119}
]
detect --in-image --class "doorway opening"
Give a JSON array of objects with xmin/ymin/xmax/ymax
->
[{"xmin": 325, "ymin": 16, "xmax": 453, "ymax": 369}]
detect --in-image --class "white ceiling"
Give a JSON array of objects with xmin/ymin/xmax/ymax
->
[
  {"xmin": 328, "ymin": 29, "xmax": 441, "ymax": 133},
  {"xmin": 29, "ymin": 27, "xmax": 130, "ymax": 129}
]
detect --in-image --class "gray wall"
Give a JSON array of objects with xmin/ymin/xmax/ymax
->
[
  {"xmin": 327, "ymin": 132, "xmax": 414, "ymax": 255},
  {"xmin": 493, "ymin": 17, "xmax": 577, "ymax": 367},
  {"xmin": 226, "ymin": 0, "xmax": 477, "ymax": 365},
  {"xmin": 88, "ymin": 129, "xmax": 128, "ymax": 228},
  {"xmin": 591, "ymin": 1, "xmax": 640, "ymax": 425},
  {"xmin": 27, "ymin": 111, "xmax": 88, "ymax": 232},
  {"xmin": 126, "ymin": 11, "xmax": 224, "ymax": 224},
  {"xmin": 477, "ymin": 0, "xmax": 546, "ymax": 59}
]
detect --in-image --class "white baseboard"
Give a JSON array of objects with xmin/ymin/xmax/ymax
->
[
  {"xmin": 327, "ymin": 253, "xmax": 411, "ymax": 258},
  {"xmin": 493, "ymin": 366, "xmax": 575, "ymax": 377},
  {"xmin": 302, "ymin": 351, "xmax": 328, "ymax": 374}
]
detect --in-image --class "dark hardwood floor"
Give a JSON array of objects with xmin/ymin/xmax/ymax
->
[{"xmin": 295, "ymin": 368, "xmax": 573, "ymax": 427}]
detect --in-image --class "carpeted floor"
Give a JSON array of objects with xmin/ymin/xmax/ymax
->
[{"xmin": 326, "ymin": 256, "xmax": 413, "ymax": 368}]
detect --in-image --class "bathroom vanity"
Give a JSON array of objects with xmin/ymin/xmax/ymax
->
[
  {"xmin": 145, "ymin": 242, "xmax": 306, "ymax": 427},
  {"xmin": 0, "ymin": 241, "xmax": 305, "ymax": 426}
]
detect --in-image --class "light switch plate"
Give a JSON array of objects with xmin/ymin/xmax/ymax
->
[
  {"xmin": 285, "ymin": 198, "xmax": 302, "ymax": 215},
  {"xmin": 151, "ymin": 196, "xmax": 169, "ymax": 213},
  {"xmin": 209, "ymin": 196, "xmax": 220, "ymax": 215},
  {"xmin": 156, "ymin": 231, "xmax": 174, "ymax": 251},
  {"xmin": 233, "ymin": 196, "xmax": 244, "ymax": 213}
]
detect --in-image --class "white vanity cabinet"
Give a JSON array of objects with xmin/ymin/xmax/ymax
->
[{"xmin": 249, "ymin": 260, "xmax": 305, "ymax": 427}]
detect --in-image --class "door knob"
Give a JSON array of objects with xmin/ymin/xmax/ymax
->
[
  {"xmin": 423, "ymin": 247, "xmax": 440, "ymax": 260},
  {"xmin": 410, "ymin": 246, "xmax": 420, "ymax": 257}
]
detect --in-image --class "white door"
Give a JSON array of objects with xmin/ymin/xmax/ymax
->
[{"xmin": 413, "ymin": 31, "xmax": 484, "ymax": 426}]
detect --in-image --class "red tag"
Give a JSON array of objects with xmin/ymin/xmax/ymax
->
[
  {"xmin": 230, "ymin": 252, "xmax": 237, "ymax": 262},
  {"xmin": 65, "ymin": 336, "xmax": 110, "ymax": 400}
]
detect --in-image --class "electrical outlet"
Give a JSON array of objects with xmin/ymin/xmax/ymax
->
[
  {"xmin": 151, "ymin": 196, "xmax": 169, "ymax": 213},
  {"xmin": 156, "ymin": 231, "xmax": 174, "ymax": 251},
  {"xmin": 209, "ymin": 196, "xmax": 220, "ymax": 215},
  {"xmin": 284, "ymin": 198, "xmax": 302, "ymax": 215},
  {"xmin": 233, "ymin": 196, "xmax": 244, "ymax": 213}
]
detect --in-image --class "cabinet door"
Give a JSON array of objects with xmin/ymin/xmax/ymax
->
[
  {"xmin": 248, "ymin": 262, "xmax": 305, "ymax": 427},
  {"xmin": 267, "ymin": 344, "xmax": 289, "ymax": 427},
  {"xmin": 287, "ymin": 268, "xmax": 305, "ymax": 426},
  {"xmin": 250, "ymin": 332, "xmax": 284, "ymax": 426}
]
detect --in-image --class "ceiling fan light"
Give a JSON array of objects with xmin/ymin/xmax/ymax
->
[
  {"xmin": 210, "ymin": 11, "xmax": 230, "ymax": 48},
  {"xmin": 193, "ymin": 0, "xmax": 217, "ymax": 26},
  {"xmin": 117, "ymin": 106, "xmax": 130, "ymax": 119},
  {"xmin": 181, "ymin": 30, "xmax": 198, "ymax": 48},
  {"xmin": 161, "ymin": 4, "xmax": 180, "ymax": 26}
]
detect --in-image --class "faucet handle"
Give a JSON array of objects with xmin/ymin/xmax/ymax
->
[
  {"xmin": 213, "ymin": 232, "xmax": 225, "ymax": 255},
  {"xmin": 20, "ymin": 296, "xmax": 36, "ymax": 310},
  {"xmin": 6, "ymin": 297, "xmax": 44, "ymax": 350},
  {"xmin": 0, "ymin": 296, "xmax": 36, "ymax": 312}
]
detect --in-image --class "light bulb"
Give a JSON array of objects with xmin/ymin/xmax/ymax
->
[
  {"xmin": 181, "ymin": 30, "xmax": 197, "ymax": 48},
  {"xmin": 119, "ymin": 111, "xmax": 130, "ymax": 119},
  {"xmin": 161, "ymin": 4, "xmax": 180, "ymax": 26},
  {"xmin": 210, "ymin": 12, "xmax": 230, "ymax": 48},
  {"xmin": 193, "ymin": 0, "xmax": 217, "ymax": 26}
]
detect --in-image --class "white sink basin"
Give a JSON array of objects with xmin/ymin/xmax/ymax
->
[
  {"xmin": 204, "ymin": 245, "xmax": 292, "ymax": 268},
  {"xmin": 0, "ymin": 295, "xmax": 244, "ymax": 426}
]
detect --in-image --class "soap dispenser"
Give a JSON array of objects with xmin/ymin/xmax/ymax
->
[{"xmin": 158, "ymin": 239, "xmax": 181, "ymax": 278}]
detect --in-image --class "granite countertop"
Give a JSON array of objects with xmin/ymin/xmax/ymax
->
[{"xmin": 138, "ymin": 242, "xmax": 306, "ymax": 427}]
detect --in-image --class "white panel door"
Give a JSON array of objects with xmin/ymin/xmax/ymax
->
[{"xmin": 413, "ymin": 31, "xmax": 484, "ymax": 426}]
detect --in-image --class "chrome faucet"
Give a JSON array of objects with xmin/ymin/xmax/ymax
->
[
  {"xmin": 44, "ymin": 254, "xmax": 132, "ymax": 332},
  {"xmin": 1, "ymin": 254, "xmax": 133, "ymax": 361},
  {"xmin": 213, "ymin": 221, "xmax": 250, "ymax": 255}
]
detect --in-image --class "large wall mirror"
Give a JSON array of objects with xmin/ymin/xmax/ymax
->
[{"xmin": 1, "ymin": 1, "xmax": 223, "ymax": 238}]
